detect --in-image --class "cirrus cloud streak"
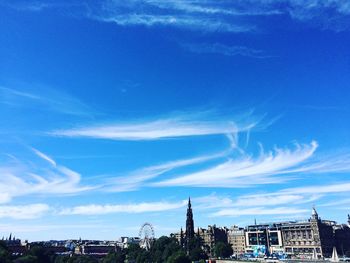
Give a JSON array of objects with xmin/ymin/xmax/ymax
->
[
  {"xmin": 0, "ymin": 204, "xmax": 49, "ymax": 219},
  {"xmin": 0, "ymin": 148, "xmax": 94, "ymax": 204},
  {"xmin": 51, "ymin": 112, "xmax": 259, "ymax": 141},
  {"xmin": 59, "ymin": 200, "xmax": 187, "ymax": 216},
  {"xmin": 154, "ymin": 141, "xmax": 319, "ymax": 187},
  {"xmin": 211, "ymin": 207, "xmax": 308, "ymax": 217}
]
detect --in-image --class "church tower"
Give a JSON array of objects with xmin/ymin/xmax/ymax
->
[{"xmin": 186, "ymin": 197, "xmax": 194, "ymax": 241}]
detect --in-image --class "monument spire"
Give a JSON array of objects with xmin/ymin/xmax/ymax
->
[{"xmin": 186, "ymin": 197, "xmax": 194, "ymax": 241}]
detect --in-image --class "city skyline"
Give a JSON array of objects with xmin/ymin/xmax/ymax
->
[{"xmin": 1, "ymin": 0, "xmax": 350, "ymax": 241}]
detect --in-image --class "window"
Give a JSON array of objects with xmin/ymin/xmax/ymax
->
[{"xmin": 269, "ymin": 232, "xmax": 279, "ymax": 245}]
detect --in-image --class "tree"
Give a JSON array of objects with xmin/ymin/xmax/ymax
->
[
  {"xmin": 54, "ymin": 255, "xmax": 71, "ymax": 263},
  {"xmin": 186, "ymin": 236, "xmax": 207, "ymax": 261},
  {"xmin": 213, "ymin": 242, "xmax": 233, "ymax": 258},
  {"xmin": 166, "ymin": 251, "xmax": 191, "ymax": 263},
  {"xmin": 189, "ymin": 246, "xmax": 207, "ymax": 262},
  {"xmin": 67, "ymin": 255, "xmax": 98, "ymax": 263},
  {"xmin": 127, "ymin": 243, "xmax": 147, "ymax": 262},
  {"xmin": 14, "ymin": 245, "xmax": 55, "ymax": 263},
  {"xmin": 150, "ymin": 236, "xmax": 182, "ymax": 263},
  {"xmin": 136, "ymin": 250, "xmax": 151, "ymax": 263},
  {"xmin": 103, "ymin": 251, "xmax": 125, "ymax": 263},
  {"xmin": 14, "ymin": 255, "xmax": 38, "ymax": 263},
  {"xmin": 27, "ymin": 245, "xmax": 55, "ymax": 263},
  {"xmin": 0, "ymin": 241, "xmax": 12, "ymax": 263}
]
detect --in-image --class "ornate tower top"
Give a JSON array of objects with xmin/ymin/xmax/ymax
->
[
  {"xmin": 347, "ymin": 214, "xmax": 350, "ymax": 225},
  {"xmin": 312, "ymin": 206, "xmax": 319, "ymax": 220},
  {"xmin": 187, "ymin": 197, "xmax": 192, "ymax": 212}
]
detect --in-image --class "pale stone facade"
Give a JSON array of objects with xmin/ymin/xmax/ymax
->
[{"xmin": 227, "ymin": 226, "xmax": 245, "ymax": 255}]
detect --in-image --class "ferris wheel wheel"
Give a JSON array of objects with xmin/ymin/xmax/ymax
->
[{"xmin": 139, "ymin": 222, "xmax": 155, "ymax": 250}]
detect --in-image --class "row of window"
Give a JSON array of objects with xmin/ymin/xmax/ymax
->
[{"xmin": 285, "ymin": 247, "xmax": 321, "ymax": 253}]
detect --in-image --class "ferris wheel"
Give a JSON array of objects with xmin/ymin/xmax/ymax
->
[{"xmin": 139, "ymin": 222, "xmax": 155, "ymax": 250}]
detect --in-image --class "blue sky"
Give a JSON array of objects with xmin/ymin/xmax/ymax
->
[{"xmin": 0, "ymin": 0, "xmax": 350, "ymax": 241}]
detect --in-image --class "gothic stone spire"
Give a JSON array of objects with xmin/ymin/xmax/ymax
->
[{"xmin": 186, "ymin": 197, "xmax": 194, "ymax": 240}]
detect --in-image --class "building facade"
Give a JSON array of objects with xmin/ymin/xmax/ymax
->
[
  {"xmin": 281, "ymin": 208, "xmax": 335, "ymax": 259},
  {"xmin": 197, "ymin": 225, "xmax": 228, "ymax": 254},
  {"xmin": 245, "ymin": 222, "xmax": 284, "ymax": 257},
  {"xmin": 173, "ymin": 200, "xmax": 350, "ymax": 259},
  {"xmin": 244, "ymin": 208, "xmax": 349, "ymax": 259},
  {"xmin": 227, "ymin": 226, "xmax": 246, "ymax": 255}
]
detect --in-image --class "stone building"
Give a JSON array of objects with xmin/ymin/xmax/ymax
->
[
  {"xmin": 243, "ymin": 208, "xmax": 346, "ymax": 259},
  {"xmin": 197, "ymin": 225, "xmax": 228, "ymax": 255},
  {"xmin": 281, "ymin": 207, "xmax": 335, "ymax": 259},
  {"xmin": 172, "ymin": 202, "xmax": 350, "ymax": 259},
  {"xmin": 227, "ymin": 226, "xmax": 245, "ymax": 255}
]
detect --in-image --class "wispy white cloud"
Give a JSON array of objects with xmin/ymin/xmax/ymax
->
[
  {"xmin": 0, "ymin": 148, "xmax": 94, "ymax": 204},
  {"xmin": 3, "ymin": 0, "xmax": 350, "ymax": 31},
  {"xmin": 59, "ymin": 200, "xmax": 187, "ymax": 215},
  {"xmin": 97, "ymin": 13, "xmax": 252, "ymax": 33},
  {"xmin": 0, "ymin": 221, "xmax": 133, "ymax": 239},
  {"xmin": 319, "ymin": 198, "xmax": 350, "ymax": 207},
  {"xmin": 211, "ymin": 206, "xmax": 308, "ymax": 217},
  {"xmin": 240, "ymin": 0, "xmax": 350, "ymax": 31},
  {"xmin": 31, "ymin": 147, "xmax": 56, "ymax": 167},
  {"xmin": 93, "ymin": 0, "xmax": 350, "ymax": 31},
  {"xmin": 200, "ymin": 181, "xmax": 350, "ymax": 218},
  {"xmin": 0, "ymin": 86, "xmax": 93, "ymax": 116},
  {"xmin": 194, "ymin": 192, "xmax": 321, "ymax": 212},
  {"xmin": 51, "ymin": 111, "xmax": 260, "ymax": 140},
  {"xmin": 181, "ymin": 43, "xmax": 270, "ymax": 58},
  {"xmin": 0, "ymin": 193, "xmax": 11, "ymax": 204},
  {"xmin": 194, "ymin": 194, "xmax": 235, "ymax": 209},
  {"xmin": 283, "ymin": 0, "xmax": 350, "ymax": 29},
  {"xmin": 281, "ymin": 182, "xmax": 350, "ymax": 195},
  {"xmin": 0, "ymin": 1, "xmax": 84, "ymax": 12},
  {"xmin": 0, "ymin": 87, "xmax": 41, "ymax": 100},
  {"xmin": 154, "ymin": 141, "xmax": 319, "ymax": 187},
  {"xmin": 89, "ymin": 0, "xmax": 255, "ymax": 33},
  {"xmin": 237, "ymin": 181, "xmax": 350, "ymax": 208},
  {"xmin": 234, "ymin": 194, "xmax": 305, "ymax": 207},
  {"xmin": 107, "ymin": 138, "xmax": 350, "ymax": 190},
  {"xmin": 0, "ymin": 204, "xmax": 49, "ymax": 219},
  {"xmin": 286, "ymin": 153, "xmax": 350, "ymax": 174},
  {"xmin": 0, "ymin": 222, "xmax": 114, "ymax": 233},
  {"xmin": 4, "ymin": 1, "xmax": 252, "ymax": 32},
  {"xmin": 106, "ymin": 150, "xmax": 228, "ymax": 192}
]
